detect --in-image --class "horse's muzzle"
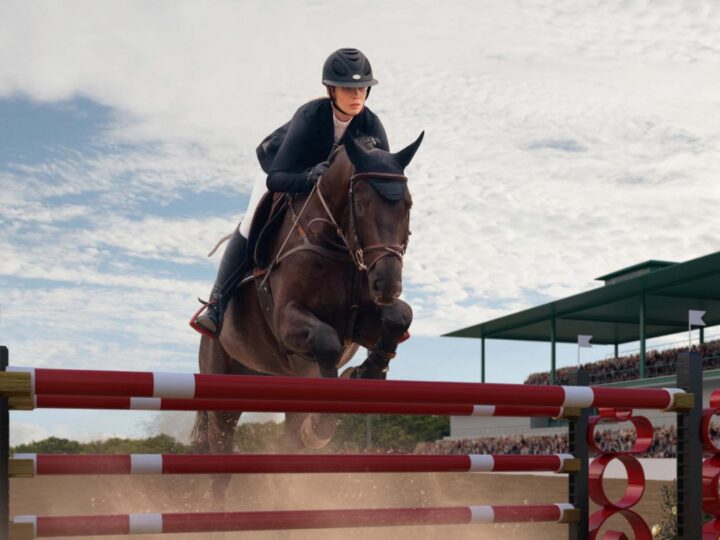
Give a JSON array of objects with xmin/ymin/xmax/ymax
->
[{"xmin": 370, "ymin": 278, "xmax": 402, "ymax": 306}]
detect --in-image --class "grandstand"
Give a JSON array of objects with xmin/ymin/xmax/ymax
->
[{"xmin": 443, "ymin": 250, "xmax": 720, "ymax": 450}]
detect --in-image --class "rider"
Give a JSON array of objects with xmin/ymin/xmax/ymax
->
[{"xmin": 193, "ymin": 48, "xmax": 390, "ymax": 338}]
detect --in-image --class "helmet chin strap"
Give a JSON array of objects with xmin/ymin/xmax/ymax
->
[{"xmin": 331, "ymin": 99, "xmax": 354, "ymax": 117}]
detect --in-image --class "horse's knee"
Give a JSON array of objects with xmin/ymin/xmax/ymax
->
[
  {"xmin": 382, "ymin": 301, "xmax": 413, "ymax": 335},
  {"xmin": 309, "ymin": 325, "xmax": 342, "ymax": 366}
]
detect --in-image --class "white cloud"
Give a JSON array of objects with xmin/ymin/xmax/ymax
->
[{"xmin": 0, "ymin": 0, "xmax": 719, "ymax": 360}]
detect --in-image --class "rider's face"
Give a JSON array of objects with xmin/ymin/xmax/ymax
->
[{"xmin": 332, "ymin": 86, "xmax": 368, "ymax": 116}]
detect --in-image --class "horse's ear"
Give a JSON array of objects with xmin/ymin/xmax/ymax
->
[
  {"xmin": 343, "ymin": 131, "xmax": 372, "ymax": 170},
  {"xmin": 393, "ymin": 131, "xmax": 425, "ymax": 170}
]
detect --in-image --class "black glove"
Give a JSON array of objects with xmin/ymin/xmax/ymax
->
[{"xmin": 304, "ymin": 161, "xmax": 330, "ymax": 188}]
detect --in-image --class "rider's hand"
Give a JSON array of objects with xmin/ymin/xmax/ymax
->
[{"xmin": 304, "ymin": 161, "xmax": 330, "ymax": 189}]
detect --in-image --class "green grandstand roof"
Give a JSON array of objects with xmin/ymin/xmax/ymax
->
[{"xmin": 445, "ymin": 250, "xmax": 720, "ymax": 345}]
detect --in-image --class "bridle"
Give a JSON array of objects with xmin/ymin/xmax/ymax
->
[{"xmin": 313, "ymin": 171, "xmax": 409, "ymax": 272}]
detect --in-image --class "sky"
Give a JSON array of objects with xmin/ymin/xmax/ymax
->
[{"xmin": 2, "ymin": 0, "xmax": 720, "ymax": 445}]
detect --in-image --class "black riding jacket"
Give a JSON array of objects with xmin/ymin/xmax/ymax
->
[{"xmin": 260, "ymin": 98, "xmax": 389, "ymax": 193}]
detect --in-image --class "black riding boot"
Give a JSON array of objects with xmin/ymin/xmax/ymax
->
[{"xmin": 194, "ymin": 231, "xmax": 249, "ymax": 337}]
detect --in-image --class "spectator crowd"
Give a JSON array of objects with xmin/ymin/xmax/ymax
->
[
  {"xmin": 414, "ymin": 424, "xmax": 708, "ymax": 458},
  {"xmin": 524, "ymin": 338, "xmax": 720, "ymax": 385}
]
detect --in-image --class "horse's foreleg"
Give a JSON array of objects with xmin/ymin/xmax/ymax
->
[
  {"xmin": 354, "ymin": 299, "xmax": 413, "ymax": 379},
  {"xmin": 207, "ymin": 410, "xmax": 241, "ymax": 505},
  {"xmin": 277, "ymin": 301, "xmax": 343, "ymax": 377}
]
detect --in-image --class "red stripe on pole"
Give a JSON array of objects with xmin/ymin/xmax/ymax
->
[
  {"xmin": 34, "ymin": 369, "xmax": 154, "ymax": 398},
  {"xmin": 36, "ymin": 455, "xmax": 131, "ymax": 475},
  {"xmin": 161, "ymin": 454, "xmax": 474, "ymax": 474},
  {"xmin": 590, "ymin": 388, "xmax": 671, "ymax": 410},
  {"xmin": 490, "ymin": 455, "xmax": 562, "ymax": 472},
  {"xmin": 37, "ymin": 515, "xmax": 129, "ymax": 537},
  {"xmin": 491, "ymin": 505, "xmax": 561, "ymax": 522},
  {"xmin": 162, "ymin": 507, "xmax": 474, "ymax": 533}
]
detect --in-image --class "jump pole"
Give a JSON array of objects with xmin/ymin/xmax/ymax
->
[
  {"xmin": 15, "ymin": 394, "xmax": 574, "ymax": 418},
  {"xmin": 9, "ymin": 453, "xmax": 579, "ymax": 477},
  {"xmin": 1, "ymin": 367, "xmax": 692, "ymax": 410},
  {"xmin": 10, "ymin": 505, "xmax": 578, "ymax": 538}
]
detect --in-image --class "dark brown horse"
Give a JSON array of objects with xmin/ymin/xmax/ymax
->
[{"xmin": 192, "ymin": 132, "xmax": 423, "ymax": 500}]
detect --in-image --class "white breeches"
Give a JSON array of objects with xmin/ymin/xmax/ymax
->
[{"xmin": 238, "ymin": 176, "xmax": 269, "ymax": 238}]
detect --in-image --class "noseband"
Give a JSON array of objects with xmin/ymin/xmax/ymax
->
[{"xmin": 314, "ymin": 171, "xmax": 409, "ymax": 272}]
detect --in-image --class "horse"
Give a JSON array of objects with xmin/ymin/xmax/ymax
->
[{"xmin": 191, "ymin": 131, "xmax": 424, "ymax": 501}]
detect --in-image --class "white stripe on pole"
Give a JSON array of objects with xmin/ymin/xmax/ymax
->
[
  {"xmin": 13, "ymin": 453, "xmax": 37, "ymax": 476},
  {"xmin": 469, "ymin": 505, "xmax": 495, "ymax": 523},
  {"xmin": 561, "ymin": 386, "xmax": 594, "ymax": 408},
  {"xmin": 130, "ymin": 397, "xmax": 162, "ymax": 410},
  {"xmin": 130, "ymin": 454, "xmax": 163, "ymax": 474},
  {"xmin": 129, "ymin": 513, "xmax": 163, "ymax": 534},
  {"xmin": 661, "ymin": 388, "xmax": 685, "ymax": 411},
  {"xmin": 13, "ymin": 515, "xmax": 37, "ymax": 537},
  {"xmin": 468, "ymin": 455, "xmax": 495, "ymax": 472},
  {"xmin": 152, "ymin": 373, "xmax": 195, "ymax": 399},
  {"xmin": 470, "ymin": 405, "xmax": 495, "ymax": 416},
  {"xmin": 555, "ymin": 454, "xmax": 574, "ymax": 472}
]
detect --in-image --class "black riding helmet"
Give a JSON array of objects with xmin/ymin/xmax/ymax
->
[
  {"xmin": 322, "ymin": 48, "xmax": 379, "ymax": 88},
  {"xmin": 323, "ymin": 48, "xmax": 378, "ymax": 116}
]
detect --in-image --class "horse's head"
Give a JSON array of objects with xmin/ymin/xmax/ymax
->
[{"xmin": 339, "ymin": 131, "xmax": 424, "ymax": 305}]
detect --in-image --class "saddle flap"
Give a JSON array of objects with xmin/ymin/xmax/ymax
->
[{"xmin": 248, "ymin": 192, "xmax": 289, "ymax": 270}]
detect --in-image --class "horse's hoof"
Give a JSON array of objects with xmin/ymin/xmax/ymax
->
[{"xmin": 299, "ymin": 413, "xmax": 336, "ymax": 448}]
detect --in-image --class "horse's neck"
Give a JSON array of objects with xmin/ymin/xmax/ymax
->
[{"xmin": 313, "ymin": 164, "xmax": 353, "ymax": 226}]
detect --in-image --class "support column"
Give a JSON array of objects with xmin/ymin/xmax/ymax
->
[
  {"xmin": 614, "ymin": 342, "xmax": 619, "ymax": 360},
  {"xmin": 1, "ymin": 346, "xmax": 9, "ymax": 540},
  {"xmin": 639, "ymin": 293, "xmax": 646, "ymax": 379},
  {"xmin": 676, "ymin": 351, "xmax": 702, "ymax": 539},
  {"xmin": 551, "ymin": 317, "xmax": 557, "ymax": 385},
  {"xmin": 481, "ymin": 337, "xmax": 485, "ymax": 383},
  {"xmin": 700, "ymin": 327, "xmax": 705, "ymax": 345},
  {"xmin": 568, "ymin": 368, "xmax": 588, "ymax": 540}
]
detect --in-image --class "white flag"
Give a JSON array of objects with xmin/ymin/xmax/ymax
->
[
  {"xmin": 689, "ymin": 310, "xmax": 707, "ymax": 327},
  {"xmin": 578, "ymin": 335, "xmax": 593, "ymax": 348}
]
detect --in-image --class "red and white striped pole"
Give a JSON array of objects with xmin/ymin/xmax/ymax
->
[
  {"xmin": 28, "ymin": 395, "xmax": 568, "ymax": 417},
  {"xmin": 7, "ymin": 367, "xmax": 686, "ymax": 410},
  {"xmin": 11, "ymin": 453, "xmax": 577, "ymax": 476},
  {"xmin": 11, "ymin": 504, "xmax": 576, "ymax": 537}
]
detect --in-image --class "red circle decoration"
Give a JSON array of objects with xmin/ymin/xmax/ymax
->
[
  {"xmin": 703, "ymin": 518, "xmax": 720, "ymax": 539},
  {"xmin": 702, "ymin": 407, "xmax": 720, "ymax": 453},
  {"xmin": 587, "ymin": 413, "xmax": 653, "ymax": 455},
  {"xmin": 588, "ymin": 508, "xmax": 651, "ymax": 540},
  {"xmin": 703, "ymin": 455, "xmax": 720, "ymax": 515},
  {"xmin": 589, "ymin": 454, "xmax": 646, "ymax": 509}
]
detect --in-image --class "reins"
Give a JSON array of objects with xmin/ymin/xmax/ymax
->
[{"xmin": 260, "ymin": 168, "xmax": 409, "ymax": 293}]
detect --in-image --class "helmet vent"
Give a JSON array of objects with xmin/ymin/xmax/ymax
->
[{"xmin": 332, "ymin": 59, "xmax": 349, "ymax": 76}]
